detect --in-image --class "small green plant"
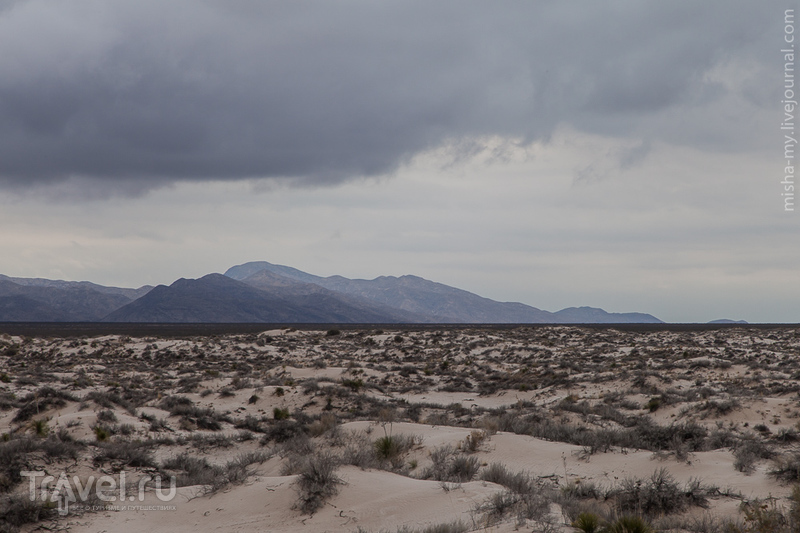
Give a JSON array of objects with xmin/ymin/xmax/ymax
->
[
  {"xmin": 32, "ymin": 419, "xmax": 49, "ymax": 437},
  {"xmin": 94, "ymin": 426, "xmax": 110, "ymax": 441},
  {"xmin": 273, "ymin": 407, "xmax": 290, "ymax": 420},
  {"xmin": 273, "ymin": 387, "xmax": 285, "ymax": 397},
  {"xmin": 341, "ymin": 378, "xmax": 363, "ymax": 392},
  {"xmin": 572, "ymin": 512, "xmax": 602, "ymax": 533},
  {"xmin": 0, "ymin": 372, "xmax": 11, "ymax": 383},
  {"xmin": 374, "ymin": 435, "xmax": 400, "ymax": 459},
  {"xmin": 644, "ymin": 397, "xmax": 661, "ymax": 412},
  {"xmin": 605, "ymin": 516, "xmax": 654, "ymax": 533}
]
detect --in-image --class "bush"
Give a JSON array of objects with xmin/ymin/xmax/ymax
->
[
  {"xmin": 644, "ymin": 397, "xmax": 661, "ymax": 412},
  {"xmin": 572, "ymin": 512, "xmax": 602, "ymax": 533},
  {"xmin": 770, "ymin": 452, "xmax": 800, "ymax": 483},
  {"xmin": 605, "ymin": 516, "xmax": 654, "ymax": 533},
  {"xmin": 273, "ymin": 407, "xmax": 290, "ymax": 421},
  {"xmin": 612, "ymin": 468, "xmax": 709, "ymax": 518},
  {"xmin": 96, "ymin": 409, "xmax": 118, "ymax": 423},
  {"xmin": 480, "ymin": 463, "xmax": 535, "ymax": 495},
  {"xmin": 0, "ymin": 494, "xmax": 52, "ymax": 530},
  {"xmin": 422, "ymin": 446, "xmax": 478, "ymax": 483},
  {"xmin": 294, "ymin": 453, "xmax": 343, "ymax": 515},
  {"xmin": 734, "ymin": 438, "xmax": 774, "ymax": 474},
  {"xmin": 93, "ymin": 441, "xmax": 155, "ymax": 468},
  {"xmin": 13, "ymin": 387, "xmax": 77, "ymax": 423}
]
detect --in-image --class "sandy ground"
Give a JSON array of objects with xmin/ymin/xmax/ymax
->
[{"xmin": 1, "ymin": 325, "xmax": 799, "ymax": 532}]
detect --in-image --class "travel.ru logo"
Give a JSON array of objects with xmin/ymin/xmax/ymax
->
[{"xmin": 21, "ymin": 471, "xmax": 177, "ymax": 515}]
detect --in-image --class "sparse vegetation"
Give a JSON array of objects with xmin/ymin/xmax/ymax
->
[{"xmin": 1, "ymin": 325, "xmax": 800, "ymax": 531}]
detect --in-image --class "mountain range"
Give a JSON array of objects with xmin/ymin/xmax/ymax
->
[{"xmin": 0, "ymin": 262, "xmax": 663, "ymax": 323}]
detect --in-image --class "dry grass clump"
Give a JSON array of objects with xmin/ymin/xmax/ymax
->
[
  {"xmin": 163, "ymin": 450, "xmax": 271, "ymax": 493},
  {"xmin": 609, "ymin": 468, "xmax": 711, "ymax": 519},
  {"xmin": 293, "ymin": 452, "xmax": 343, "ymax": 515}
]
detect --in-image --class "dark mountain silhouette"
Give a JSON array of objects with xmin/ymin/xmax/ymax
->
[
  {"xmin": 708, "ymin": 319, "xmax": 748, "ymax": 324},
  {"xmin": 103, "ymin": 273, "xmax": 415, "ymax": 323},
  {"xmin": 224, "ymin": 261, "xmax": 663, "ymax": 324},
  {"xmin": 239, "ymin": 270, "xmax": 423, "ymax": 322},
  {"xmin": 552, "ymin": 306, "xmax": 662, "ymax": 324},
  {"xmin": 0, "ymin": 278, "xmax": 146, "ymax": 321},
  {"xmin": 1, "ymin": 262, "xmax": 664, "ymax": 323}
]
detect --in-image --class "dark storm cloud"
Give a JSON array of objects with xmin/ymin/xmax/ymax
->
[{"xmin": 0, "ymin": 0, "xmax": 776, "ymax": 191}]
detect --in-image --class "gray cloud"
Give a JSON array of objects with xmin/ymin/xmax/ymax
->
[{"xmin": 0, "ymin": 0, "xmax": 777, "ymax": 193}]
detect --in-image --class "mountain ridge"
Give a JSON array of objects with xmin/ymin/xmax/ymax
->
[{"xmin": 0, "ymin": 262, "xmax": 664, "ymax": 323}]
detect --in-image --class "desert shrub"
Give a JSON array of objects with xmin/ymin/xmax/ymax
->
[
  {"xmin": 572, "ymin": 512, "xmax": 602, "ymax": 533},
  {"xmin": 698, "ymin": 398, "xmax": 741, "ymax": 418},
  {"xmin": 93, "ymin": 441, "xmax": 155, "ymax": 468},
  {"xmin": 262, "ymin": 419, "xmax": 306, "ymax": 444},
  {"xmin": 644, "ymin": 397, "xmax": 661, "ymax": 412},
  {"xmin": 294, "ymin": 453, "xmax": 343, "ymax": 515},
  {"xmin": 13, "ymin": 387, "xmax": 77, "ymax": 423},
  {"xmin": 189, "ymin": 432, "xmax": 233, "ymax": 450},
  {"xmin": 460, "ymin": 430, "xmax": 488, "ymax": 453},
  {"xmin": 728, "ymin": 497, "xmax": 793, "ymax": 533},
  {"xmin": 734, "ymin": 438, "xmax": 774, "ymax": 474},
  {"xmin": 341, "ymin": 431, "xmax": 379, "ymax": 470},
  {"xmin": 308, "ymin": 413, "xmax": 338, "ymax": 438},
  {"xmin": 167, "ymin": 403, "xmax": 227, "ymax": 431},
  {"xmin": 770, "ymin": 452, "xmax": 800, "ymax": 483},
  {"xmin": 86, "ymin": 390, "xmax": 136, "ymax": 414},
  {"xmin": 235, "ymin": 415, "xmax": 266, "ymax": 433},
  {"xmin": 480, "ymin": 463, "xmax": 535, "ymax": 495},
  {"xmin": 163, "ymin": 453, "xmax": 217, "ymax": 487},
  {"xmin": 341, "ymin": 378, "xmax": 364, "ymax": 392},
  {"xmin": 93, "ymin": 426, "xmax": 110, "ymax": 441},
  {"xmin": 164, "ymin": 450, "xmax": 270, "ymax": 493},
  {"xmin": 39, "ymin": 433, "xmax": 83, "ymax": 460},
  {"xmin": 158, "ymin": 395, "xmax": 194, "ymax": 411},
  {"xmin": 605, "ymin": 515, "xmax": 654, "ymax": 533},
  {"xmin": 374, "ymin": 433, "xmax": 416, "ymax": 460},
  {"xmin": 0, "ymin": 494, "xmax": 53, "ymax": 531},
  {"xmin": 96, "ymin": 409, "xmax": 118, "ymax": 423},
  {"xmin": 422, "ymin": 446, "xmax": 479, "ymax": 483},
  {"xmin": 273, "ymin": 407, "xmax": 290, "ymax": 420},
  {"xmin": 611, "ymin": 468, "xmax": 711, "ymax": 519},
  {"xmin": 0, "ymin": 437, "xmax": 38, "ymax": 493},
  {"xmin": 31, "ymin": 419, "xmax": 48, "ymax": 437}
]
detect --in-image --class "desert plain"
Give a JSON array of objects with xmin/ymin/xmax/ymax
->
[{"xmin": 1, "ymin": 325, "xmax": 800, "ymax": 532}]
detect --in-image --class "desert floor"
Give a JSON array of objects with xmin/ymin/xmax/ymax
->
[{"xmin": 1, "ymin": 325, "xmax": 800, "ymax": 532}]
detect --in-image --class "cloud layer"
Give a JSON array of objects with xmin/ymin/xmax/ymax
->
[{"xmin": 0, "ymin": 0, "xmax": 777, "ymax": 191}]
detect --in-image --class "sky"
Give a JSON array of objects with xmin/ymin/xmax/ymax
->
[{"xmin": 0, "ymin": 0, "xmax": 797, "ymax": 323}]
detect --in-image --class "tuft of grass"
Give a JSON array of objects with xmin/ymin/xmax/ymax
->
[
  {"xmin": 94, "ymin": 426, "xmax": 110, "ymax": 441},
  {"xmin": 605, "ymin": 516, "xmax": 654, "ymax": 533},
  {"xmin": 273, "ymin": 407, "xmax": 290, "ymax": 421},
  {"xmin": 32, "ymin": 419, "xmax": 48, "ymax": 438},
  {"xmin": 572, "ymin": 512, "xmax": 602, "ymax": 533}
]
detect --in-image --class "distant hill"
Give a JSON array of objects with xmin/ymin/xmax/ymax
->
[
  {"xmin": 708, "ymin": 319, "xmax": 749, "ymax": 324},
  {"xmin": 0, "ymin": 262, "xmax": 665, "ymax": 323},
  {"xmin": 239, "ymin": 270, "xmax": 423, "ymax": 323},
  {"xmin": 552, "ymin": 306, "xmax": 662, "ymax": 324},
  {"xmin": 0, "ymin": 277, "xmax": 151, "ymax": 322},
  {"xmin": 103, "ymin": 273, "xmax": 414, "ymax": 323},
  {"xmin": 224, "ymin": 261, "xmax": 663, "ymax": 324}
]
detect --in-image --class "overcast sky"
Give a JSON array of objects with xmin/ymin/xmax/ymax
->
[{"xmin": 0, "ymin": 0, "xmax": 796, "ymax": 323}]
